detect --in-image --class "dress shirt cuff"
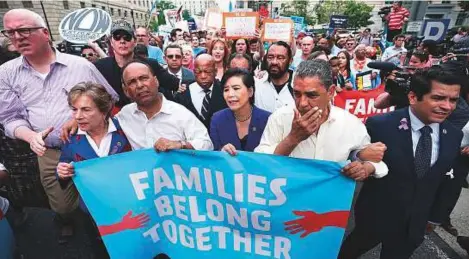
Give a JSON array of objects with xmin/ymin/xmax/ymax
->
[
  {"xmin": 6, "ymin": 120, "xmax": 32, "ymax": 139},
  {"xmin": 188, "ymin": 139, "xmax": 214, "ymax": 151},
  {"xmin": 367, "ymin": 161, "xmax": 388, "ymax": 178},
  {"xmin": 428, "ymin": 221, "xmax": 441, "ymax": 226},
  {"xmin": 0, "ymin": 163, "xmax": 6, "ymax": 171},
  {"xmin": 253, "ymin": 144, "xmax": 277, "ymax": 155}
]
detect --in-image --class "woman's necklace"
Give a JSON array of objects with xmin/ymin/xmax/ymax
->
[{"xmin": 234, "ymin": 107, "xmax": 253, "ymax": 122}]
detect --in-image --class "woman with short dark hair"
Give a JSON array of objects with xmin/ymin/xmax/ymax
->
[{"xmin": 210, "ymin": 68, "xmax": 271, "ymax": 154}]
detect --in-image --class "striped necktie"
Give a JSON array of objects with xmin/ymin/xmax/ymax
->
[{"xmin": 201, "ymin": 88, "xmax": 211, "ymax": 121}]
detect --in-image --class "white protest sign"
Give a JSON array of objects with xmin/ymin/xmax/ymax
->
[
  {"xmin": 406, "ymin": 21, "xmax": 422, "ymax": 33},
  {"xmin": 223, "ymin": 12, "xmax": 259, "ymax": 39},
  {"xmin": 204, "ymin": 8, "xmax": 223, "ymax": 29},
  {"xmin": 263, "ymin": 19, "xmax": 293, "ymax": 43},
  {"xmin": 163, "ymin": 7, "xmax": 183, "ymax": 28},
  {"xmin": 59, "ymin": 8, "xmax": 111, "ymax": 44}
]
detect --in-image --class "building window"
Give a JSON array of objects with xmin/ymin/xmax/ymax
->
[
  {"xmin": 0, "ymin": 1, "xmax": 9, "ymax": 8},
  {"xmin": 91, "ymin": 4, "xmax": 96, "ymax": 7},
  {"xmin": 124, "ymin": 10, "xmax": 128, "ymax": 17},
  {"xmin": 442, "ymin": 0, "xmax": 450, "ymax": 3},
  {"xmin": 22, "ymin": 1, "xmax": 33, "ymax": 8},
  {"xmin": 138, "ymin": 1, "xmax": 141, "ymax": 6},
  {"xmin": 118, "ymin": 9, "xmax": 121, "ymax": 16},
  {"xmin": 80, "ymin": 1, "xmax": 85, "ymax": 8},
  {"xmin": 102, "ymin": 6, "xmax": 105, "ymax": 10},
  {"xmin": 110, "ymin": 8, "xmax": 114, "ymax": 15},
  {"xmin": 63, "ymin": 0, "xmax": 69, "ymax": 9},
  {"xmin": 133, "ymin": 0, "xmax": 136, "ymax": 4},
  {"xmin": 140, "ymin": 13, "xmax": 143, "ymax": 19},
  {"xmin": 425, "ymin": 14, "xmax": 444, "ymax": 19}
]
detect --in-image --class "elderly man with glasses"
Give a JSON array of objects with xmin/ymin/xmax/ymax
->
[
  {"xmin": 135, "ymin": 26, "xmax": 166, "ymax": 65},
  {"xmin": 0, "ymin": 8, "xmax": 119, "ymax": 243}
]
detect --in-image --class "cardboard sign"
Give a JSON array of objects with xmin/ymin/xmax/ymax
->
[
  {"xmin": 406, "ymin": 21, "xmax": 423, "ymax": 33},
  {"xmin": 59, "ymin": 8, "xmax": 112, "ymax": 44},
  {"xmin": 223, "ymin": 12, "xmax": 259, "ymax": 39},
  {"xmin": 334, "ymin": 86, "xmax": 395, "ymax": 122},
  {"xmin": 204, "ymin": 8, "xmax": 223, "ymax": 29},
  {"xmin": 422, "ymin": 19, "xmax": 450, "ymax": 42},
  {"xmin": 163, "ymin": 7, "xmax": 183, "ymax": 28},
  {"xmin": 262, "ymin": 19, "xmax": 293, "ymax": 43},
  {"xmin": 329, "ymin": 15, "xmax": 348, "ymax": 29}
]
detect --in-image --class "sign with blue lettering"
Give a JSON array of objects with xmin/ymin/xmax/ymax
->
[
  {"xmin": 59, "ymin": 8, "xmax": 112, "ymax": 44},
  {"xmin": 73, "ymin": 150, "xmax": 356, "ymax": 259},
  {"xmin": 421, "ymin": 19, "xmax": 450, "ymax": 42},
  {"xmin": 187, "ymin": 18, "xmax": 197, "ymax": 32}
]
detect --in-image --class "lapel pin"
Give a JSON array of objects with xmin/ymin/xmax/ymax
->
[
  {"xmin": 446, "ymin": 169, "xmax": 454, "ymax": 179},
  {"xmin": 443, "ymin": 129, "xmax": 447, "ymax": 134},
  {"xmin": 398, "ymin": 118, "xmax": 409, "ymax": 130},
  {"xmin": 252, "ymin": 127, "xmax": 256, "ymax": 132}
]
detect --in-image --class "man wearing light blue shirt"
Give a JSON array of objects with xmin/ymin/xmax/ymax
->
[
  {"xmin": 381, "ymin": 34, "xmax": 407, "ymax": 66},
  {"xmin": 136, "ymin": 27, "xmax": 166, "ymax": 65}
]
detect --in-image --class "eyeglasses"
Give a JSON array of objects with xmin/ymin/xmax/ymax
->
[
  {"xmin": 1, "ymin": 27, "xmax": 43, "ymax": 38},
  {"xmin": 167, "ymin": 54, "xmax": 182, "ymax": 59},
  {"xmin": 346, "ymin": 43, "xmax": 355, "ymax": 46},
  {"xmin": 81, "ymin": 53, "xmax": 95, "ymax": 57},
  {"xmin": 136, "ymin": 34, "xmax": 148, "ymax": 38},
  {"xmin": 112, "ymin": 33, "xmax": 133, "ymax": 42}
]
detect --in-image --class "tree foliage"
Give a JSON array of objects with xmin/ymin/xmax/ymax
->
[
  {"xmin": 280, "ymin": 0, "xmax": 316, "ymax": 25},
  {"xmin": 343, "ymin": 1, "xmax": 374, "ymax": 29},
  {"xmin": 315, "ymin": 0, "xmax": 373, "ymax": 28},
  {"xmin": 155, "ymin": 0, "xmax": 176, "ymax": 25}
]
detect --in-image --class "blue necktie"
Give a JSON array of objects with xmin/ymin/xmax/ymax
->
[{"xmin": 414, "ymin": 126, "xmax": 432, "ymax": 179}]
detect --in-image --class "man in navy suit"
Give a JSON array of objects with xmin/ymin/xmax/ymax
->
[
  {"xmin": 339, "ymin": 66, "xmax": 464, "ymax": 259},
  {"xmin": 164, "ymin": 44, "xmax": 195, "ymax": 89},
  {"xmin": 174, "ymin": 54, "xmax": 227, "ymax": 130}
]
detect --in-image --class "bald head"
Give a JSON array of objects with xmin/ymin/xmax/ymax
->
[
  {"xmin": 4, "ymin": 9, "xmax": 46, "ymax": 28},
  {"xmin": 194, "ymin": 54, "xmax": 216, "ymax": 89},
  {"xmin": 301, "ymin": 36, "xmax": 315, "ymax": 56}
]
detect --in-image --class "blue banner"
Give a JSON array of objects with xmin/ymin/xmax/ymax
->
[
  {"xmin": 0, "ymin": 210, "xmax": 15, "ymax": 259},
  {"xmin": 422, "ymin": 19, "xmax": 450, "ymax": 42},
  {"xmin": 74, "ymin": 150, "xmax": 355, "ymax": 259}
]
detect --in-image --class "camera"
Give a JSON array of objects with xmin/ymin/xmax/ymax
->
[{"xmin": 378, "ymin": 6, "xmax": 391, "ymax": 16}]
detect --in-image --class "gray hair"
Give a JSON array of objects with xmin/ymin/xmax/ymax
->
[
  {"xmin": 164, "ymin": 43, "xmax": 183, "ymax": 56},
  {"xmin": 295, "ymin": 59, "xmax": 333, "ymax": 90},
  {"xmin": 68, "ymin": 82, "xmax": 114, "ymax": 118},
  {"xmin": 4, "ymin": 9, "xmax": 46, "ymax": 28}
]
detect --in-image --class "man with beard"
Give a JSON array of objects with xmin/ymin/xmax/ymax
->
[
  {"xmin": 135, "ymin": 26, "xmax": 166, "ymax": 65},
  {"xmin": 255, "ymin": 41, "xmax": 295, "ymax": 113},
  {"xmin": 94, "ymin": 20, "xmax": 179, "ymax": 108},
  {"xmin": 174, "ymin": 54, "xmax": 227, "ymax": 130}
]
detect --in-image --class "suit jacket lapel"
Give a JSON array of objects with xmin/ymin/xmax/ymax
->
[
  {"xmin": 395, "ymin": 108, "xmax": 415, "ymax": 172},
  {"xmin": 430, "ymin": 122, "xmax": 450, "ymax": 172},
  {"xmin": 73, "ymin": 135, "xmax": 98, "ymax": 160},
  {"xmin": 246, "ymin": 107, "xmax": 261, "ymax": 150},
  {"xmin": 226, "ymin": 111, "xmax": 242, "ymax": 149}
]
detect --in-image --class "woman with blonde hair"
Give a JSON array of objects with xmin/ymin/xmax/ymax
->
[
  {"xmin": 181, "ymin": 44, "xmax": 195, "ymax": 71},
  {"xmin": 208, "ymin": 38, "xmax": 230, "ymax": 80}
]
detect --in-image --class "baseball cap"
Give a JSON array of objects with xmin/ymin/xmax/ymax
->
[{"xmin": 111, "ymin": 19, "xmax": 134, "ymax": 36}]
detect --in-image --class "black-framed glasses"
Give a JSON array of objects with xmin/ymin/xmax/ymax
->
[
  {"xmin": 167, "ymin": 54, "xmax": 182, "ymax": 60},
  {"xmin": 81, "ymin": 53, "xmax": 95, "ymax": 57},
  {"xmin": 1, "ymin": 27, "xmax": 44, "ymax": 38},
  {"xmin": 112, "ymin": 33, "xmax": 133, "ymax": 42}
]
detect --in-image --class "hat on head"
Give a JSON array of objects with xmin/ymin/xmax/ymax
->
[{"xmin": 111, "ymin": 19, "xmax": 134, "ymax": 36}]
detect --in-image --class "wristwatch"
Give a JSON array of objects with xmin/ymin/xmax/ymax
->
[{"xmin": 180, "ymin": 140, "xmax": 187, "ymax": 149}]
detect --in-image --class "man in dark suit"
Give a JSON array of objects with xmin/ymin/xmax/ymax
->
[
  {"xmin": 339, "ymin": 66, "xmax": 464, "ymax": 259},
  {"xmin": 164, "ymin": 43, "xmax": 195, "ymax": 90},
  {"xmin": 175, "ymin": 54, "xmax": 227, "ymax": 129}
]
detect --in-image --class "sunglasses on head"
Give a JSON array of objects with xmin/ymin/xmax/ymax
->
[{"xmin": 112, "ymin": 33, "xmax": 133, "ymax": 42}]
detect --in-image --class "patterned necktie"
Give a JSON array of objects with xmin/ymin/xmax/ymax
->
[
  {"xmin": 414, "ymin": 125, "xmax": 432, "ymax": 179},
  {"xmin": 201, "ymin": 88, "xmax": 211, "ymax": 121}
]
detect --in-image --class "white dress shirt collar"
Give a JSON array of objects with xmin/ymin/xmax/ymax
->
[
  {"xmin": 168, "ymin": 68, "xmax": 183, "ymax": 79},
  {"xmin": 131, "ymin": 95, "xmax": 173, "ymax": 118},
  {"xmin": 77, "ymin": 118, "xmax": 117, "ymax": 157}
]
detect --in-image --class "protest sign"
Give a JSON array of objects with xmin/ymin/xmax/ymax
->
[
  {"xmin": 290, "ymin": 16, "xmax": 304, "ymax": 37},
  {"xmin": 334, "ymin": 86, "xmax": 395, "ymax": 122},
  {"xmin": 262, "ymin": 19, "xmax": 293, "ymax": 43},
  {"xmin": 187, "ymin": 18, "xmax": 197, "ymax": 32},
  {"xmin": 0, "ymin": 197, "xmax": 14, "ymax": 259},
  {"xmin": 204, "ymin": 8, "xmax": 223, "ymax": 29},
  {"xmin": 74, "ymin": 150, "xmax": 356, "ymax": 259},
  {"xmin": 355, "ymin": 71, "xmax": 373, "ymax": 91},
  {"xmin": 58, "ymin": 8, "xmax": 111, "ymax": 44},
  {"xmin": 406, "ymin": 21, "xmax": 423, "ymax": 33},
  {"xmin": 223, "ymin": 12, "xmax": 259, "ymax": 39},
  {"xmin": 163, "ymin": 7, "xmax": 183, "ymax": 28},
  {"xmin": 329, "ymin": 15, "xmax": 348, "ymax": 29}
]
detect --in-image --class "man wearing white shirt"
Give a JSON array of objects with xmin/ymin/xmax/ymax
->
[
  {"xmin": 118, "ymin": 60, "xmax": 213, "ymax": 151},
  {"xmin": 255, "ymin": 59, "xmax": 388, "ymax": 180},
  {"xmin": 381, "ymin": 34, "xmax": 407, "ymax": 65},
  {"xmin": 255, "ymin": 41, "xmax": 295, "ymax": 113}
]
